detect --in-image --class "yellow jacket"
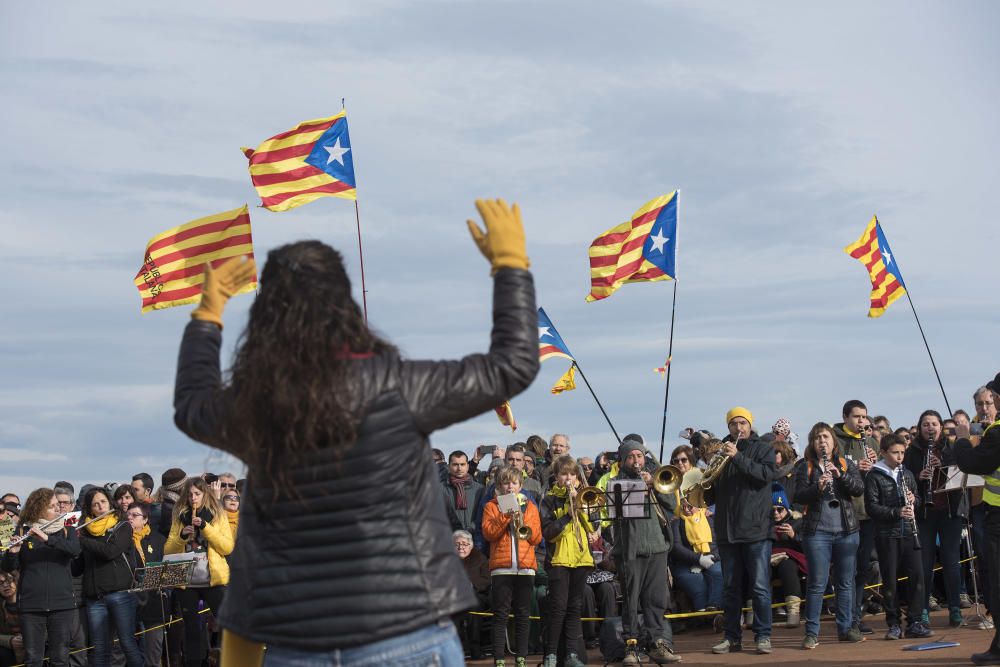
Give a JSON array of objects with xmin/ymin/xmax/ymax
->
[
  {"xmin": 164, "ymin": 512, "xmax": 235, "ymax": 587},
  {"xmin": 541, "ymin": 487, "xmax": 595, "ymax": 568}
]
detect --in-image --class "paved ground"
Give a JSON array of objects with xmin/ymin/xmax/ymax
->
[{"xmin": 467, "ymin": 608, "xmax": 996, "ymax": 666}]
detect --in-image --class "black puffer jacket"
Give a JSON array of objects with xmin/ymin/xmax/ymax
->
[
  {"xmin": 705, "ymin": 435, "xmax": 777, "ymax": 544},
  {"xmin": 864, "ymin": 463, "xmax": 922, "ymax": 538},
  {"xmin": 173, "ymin": 268, "xmax": 538, "ymax": 650},
  {"xmin": 1, "ymin": 527, "xmax": 80, "ymax": 612},
  {"xmin": 78, "ymin": 521, "xmax": 136, "ymax": 598},
  {"xmin": 793, "ymin": 456, "xmax": 864, "ymax": 536}
]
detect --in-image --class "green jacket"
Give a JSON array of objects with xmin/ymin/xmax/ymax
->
[{"xmin": 833, "ymin": 422, "xmax": 878, "ymax": 521}]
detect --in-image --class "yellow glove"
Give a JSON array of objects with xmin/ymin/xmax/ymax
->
[
  {"xmin": 191, "ymin": 256, "xmax": 257, "ymax": 329},
  {"xmin": 466, "ymin": 198, "xmax": 529, "ymax": 275}
]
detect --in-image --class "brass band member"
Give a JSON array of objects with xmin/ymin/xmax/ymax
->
[
  {"xmin": 708, "ymin": 407, "xmax": 778, "ymax": 656},
  {"xmin": 610, "ymin": 435, "xmax": 681, "ymax": 665}
]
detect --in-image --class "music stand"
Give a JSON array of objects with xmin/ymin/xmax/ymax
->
[
  {"xmin": 130, "ymin": 559, "xmax": 195, "ymax": 667},
  {"xmin": 605, "ymin": 480, "xmax": 653, "ymax": 667}
]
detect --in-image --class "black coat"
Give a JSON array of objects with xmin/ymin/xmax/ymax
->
[
  {"xmin": 78, "ymin": 521, "xmax": 136, "ymax": 598},
  {"xmin": 955, "ymin": 426, "xmax": 1000, "ymax": 478},
  {"xmin": 793, "ymin": 456, "xmax": 864, "ymax": 536},
  {"xmin": 138, "ymin": 530, "xmax": 167, "ymax": 625},
  {"xmin": 903, "ymin": 437, "xmax": 966, "ymax": 518},
  {"xmin": 668, "ymin": 513, "xmax": 719, "ymax": 568},
  {"xmin": 1, "ymin": 527, "xmax": 80, "ymax": 612},
  {"xmin": 864, "ymin": 464, "xmax": 922, "ymax": 538},
  {"xmin": 705, "ymin": 435, "xmax": 778, "ymax": 544},
  {"xmin": 172, "ymin": 268, "xmax": 539, "ymax": 651}
]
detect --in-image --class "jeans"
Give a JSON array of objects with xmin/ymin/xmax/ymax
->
[
  {"xmin": 19, "ymin": 608, "xmax": 75, "ymax": 667},
  {"xmin": 918, "ymin": 508, "xmax": 963, "ymax": 612},
  {"xmin": 803, "ymin": 530, "xmax": 859, "ymax": 637},
  {"xmin": 719, "ymin": 540, "xmax": 772, "ymax": 643},
  {"xmin": 853, "ymin": 518, "xmax": 875, "ymax": 623},
  {"xmin": 86, "ymin": 591, "xmax": 144, "ymax": 667},
  {"xmin": 262, "ymin": 620, "xmax": 465, "ymax": 667},
  {"xmin": 670, "ymin": 561, "xmax": 722, "ymax": 610}
]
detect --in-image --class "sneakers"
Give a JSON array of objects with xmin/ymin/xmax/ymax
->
[
  {"xmin": 950, "ymin": 608, "xmax": 965, "ymax": 627},
  {"xmin": 839, "ymin": 626, "xmax": 864, "ymax": 642},
  {"xmin": 885, "ymin": 625, "xmax": 903, "ymax": 640},
  {"xmin": 928, "ymin": 595, "xmax": 941, "ymax": 611},
  {"xmin": 542, "ymin": 655, "xmax": 557, "ymax": 667},
  {"xmin": 802, "ymin": 635, "xmax": 819, "ymax": 650},
  {"xmin": 960, "ymin": 593, "xmax": 973, "ymax": 609},
  {"xmin": 712, "ymin": 638, "xmax": 742, "ymax": 654},
  {"xmin": 648, "ymin": 638, "xmax": 682, "ymax": 664},
  {"xmin": 564, "ymin": 653, "xmax": 586, "ymax": 667},
  {"xmin": 856, "ymin": 620, "xmax": 874, "ymax": 635},
  {"xmin": 756, "ymin": 637, "xmax": 772, "ymax": 654},
  {"xmin": 494, "ymin": 661, "xmax": 506, "ymax": 667},
  {"xmin": 920, "ymin": 608, "xmax": 931, "ymax": 625},
  {"xmin": 979, "ymin": 617, "xmax": 996, "ymax": 630},
  {"xmin": 905, "ymin": 621, "xmax": 934, "ymax": 638},
  {"xmin": 514, "ymin": 658, "xmax": 526, "ymax": 667}
]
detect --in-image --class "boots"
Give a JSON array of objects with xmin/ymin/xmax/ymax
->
[{"xmin": 785, "ymin": 595, "xmax": 802, "ymax": 628}]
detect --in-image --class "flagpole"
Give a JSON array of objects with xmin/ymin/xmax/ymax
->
[
  {"xmin": 903, "ymin": 291, "xmax": 952, "ymax": 416},
  {"xmin": 571, "ymin": 361, "xmax": 622, "ymax": 446},
  {"xmin": 342, "ymin": 98, "xmax": 369, "ymax": 323},
  {"xmin": 658, "ymin": 280, "xmax": 678, "ymax": 462}
]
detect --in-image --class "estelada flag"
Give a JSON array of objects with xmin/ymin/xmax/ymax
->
[
  {"xmin": 586, "ymin": 192, "xmax": 678, "ymax": 302},
  {"xmin": 135, "ymin": 206, "xmax": 256, "ymax": 313},
  {"xmin": 538, "ymin": 307, "xmax": 574, "ymax": 362},
  {"xmin": 495, "ymin": 401, "xmax": 517, "ymax": 432},
  {"xmin": 243, "ymin": 111, "xmax": 357, "ymax": 212},
  {"xmin": 844, "ymin": 215, "xmax": 907, "ymax": 318}
]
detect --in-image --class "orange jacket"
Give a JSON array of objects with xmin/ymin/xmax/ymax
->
[{"xmin": 482, "ymin": 496, "xmax": 542, "ymax": 571}]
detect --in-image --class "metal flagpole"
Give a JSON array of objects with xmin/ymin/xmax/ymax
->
[
  {"xmin": 342, "ymin": 98, "xmax": 369, "ymax": 323},
  {"xmin": 571, "ymin": 361, "xmax": 622, "ymax": 446},
  {"xmin": 658, "ymin": 279, "xmax": 678, "ymax": 463},
  {"xmin": 902, "ymin": 292, "xmax": 951, "ymax": 415}
]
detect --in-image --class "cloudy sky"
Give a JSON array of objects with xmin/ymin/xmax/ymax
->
[{"xmin": 1, "ymin": 1, "xmax": 997, "ymax": 497}]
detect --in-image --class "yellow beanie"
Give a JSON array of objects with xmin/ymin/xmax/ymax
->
[{"xmin": 726, "ymin": 406, "xmax": 753, "ymax": 427}]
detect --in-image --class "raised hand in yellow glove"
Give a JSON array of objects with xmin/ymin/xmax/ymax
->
[
  {"xmin": 190, "ymin": 256, "xmax": 257, "ymax": 329},
  {"xmin": 466, "ymin": 198, "xmax": 529, "ymax": 275}
]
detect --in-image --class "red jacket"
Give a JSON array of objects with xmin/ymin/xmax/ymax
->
[{"xmin": 482, "ymin": 497, "xmax": 542, "ymax": 571}]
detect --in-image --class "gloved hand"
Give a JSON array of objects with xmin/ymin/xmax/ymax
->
[
  {"xmin": 466, "ymin": 198, "xmax": 529, "ymax": 275},
  {"xmin": 698, "ymin": 554, "xmax": 715, "ymax": 570},
  {"xmin": 191, "ymin": 256, "xmax": 257, "ymax": 329}
]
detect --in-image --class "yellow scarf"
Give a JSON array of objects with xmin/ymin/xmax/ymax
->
[
  {"xmin": 132, "ymin": 524, "xmax": 151, "ymax": 565},
  {"xmin": 85, "ymin": 514, "xmax": 119, "ymax": 537},
  {"xmin": 226, "ymin": 510, "xmax": 239, "ymax": 536},
  {"xmin": 682, "ymin": 507, "xmax": 713, "ymax": 554}
]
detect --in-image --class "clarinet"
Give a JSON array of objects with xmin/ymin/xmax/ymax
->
[
  {"xmin": 821, "ymin": 452, "xmax": 840, "ymax": 509},
  {"xmin": 900, "ymin": 469, "xmax": 921, "ymax": 551}
]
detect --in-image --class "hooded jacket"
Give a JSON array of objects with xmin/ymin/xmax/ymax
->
[
  {"xmin": 172, "ymin": 267, "xmax": 538, "ymax": 651},
  {"xmin": 832, "ymin": 423, "xmax": 877, "ymax": 521},
  {"xmin": 864, "ymin": 461, "xmax": 922, "ymax": 538},
  {"xmin": 705, "ymin": 435, "xmax": 777, "ymax": 544},
  {"xmin": 482, "ymin": 495, "xmax": 542, "ymax": 572}
]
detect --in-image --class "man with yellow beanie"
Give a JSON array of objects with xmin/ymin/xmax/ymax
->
[{"xmin": 707, "ymin": 407, "xmax": 778, "ymax": 656}]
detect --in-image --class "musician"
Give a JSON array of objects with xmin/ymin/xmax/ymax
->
[
  {"xmin": 903, "ymin": 409, "xmax": 966, "ymax": 628},
  {"xmin": 833, "ymin": 399, "xmax": 878, "ymax": 635},
  {"xmin": 78, "ymin": 486, "xmax": 144, "ymax": 667},
  {"xmin": 126, "ymin": 503, "xmax": 167, "ymax": 667},
  {"xmin": 793, "ymin": 423, "xmax": 865, "ymax": 649},
  {"xmin": 610, "ymin": 437, "xmax": 681, "ymax": 665},
  {"xmin": 172, "ymin": 199, "xmax": 536, "ymax": 667},
  {"xmin": 955, "ymin": 372, "xmax": 1000, "ymax": 666},
  {"xmin": 483, "ymin": 465, "xmax": 542, "ymax": 667},
  {"xmin": 0, "ymin": 488, "xmax": 79, "ymax": 667},
  {"xmin": 865, "ymin": 433, "xmax": 931, "ymax": 639},
  {"xmin": 708, "ymin": 407, "xmax": 777, "ymax": 656}
]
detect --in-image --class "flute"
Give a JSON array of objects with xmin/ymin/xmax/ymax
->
[
  {"xmin": 75, "ymin": 509, "xmax": 116, "ymax": 531},
  {"xmin": 1, "ymin": 512, "xmax": 71, "ymax": 550}
]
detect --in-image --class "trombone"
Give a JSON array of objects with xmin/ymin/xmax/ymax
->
[{"xmin": 649, "ymin": 464, "xmax": 682, "ymax": 527}]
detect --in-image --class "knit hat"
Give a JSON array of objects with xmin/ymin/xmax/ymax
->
[
  {"xmin": 987, "ymin": 371, "xmax": 1000, "ymax": 394},
  {"xmin": 772, "ymin": 418, "xmax": 791, "ymax": 437},
  {"xmin": 772, "ymin": 483, "xmax": 790, "ymax": 510},
  {"xmin": 161, "ymin": 468, "xmax": 187, "ymax": 487},
  {"xmin": 618, "ymin": 433, "xmax": 646, "ymax": 462},
  {"xmin": 726, "ymin": 406, "xmax": 753, "ymax": 427}
]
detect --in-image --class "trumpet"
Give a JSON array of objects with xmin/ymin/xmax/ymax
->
[
  {"xmin": 510, "ymin": 503, "xmax": 532, "ymax": 542},
  {"xmin": 567, "ymin": 482, "xmax": 585, "ymax": 550},
  {"xmin": 680, "ymin": 438, "xmax": 738, "ymax": 508}
]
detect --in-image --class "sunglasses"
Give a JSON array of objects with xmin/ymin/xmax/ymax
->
[
  {"xmin": 582, "ymin": 464, "xmax": 594, "ymax": 470},
  {"xmin": 223, "ymin": 495, "xmax": 240, "ymax": 502},
  {"xmin": 220, "ymin": 483, "xmax": 237, "ymax": 489},
  {"xmin": 671, "ymin": 457, "xmax": 689, "ymax": 463}
]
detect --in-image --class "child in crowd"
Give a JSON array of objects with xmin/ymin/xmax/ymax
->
[
  {"xmin": 483, "ymin": 465, "xmax": 542, "ymax": 667},
  {"xmin": 864, "ymin": 433, "xmax": 932, "ymax": 640}
]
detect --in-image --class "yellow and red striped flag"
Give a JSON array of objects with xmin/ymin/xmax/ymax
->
[
  {"xmin": 844, "ymin": 215, "xmax": 907, "ymax": 318},
  {"xmin": 495, "ymin": 401, "xmax": 517, "ymax": 432},
  {"xmin": 243, "ymin": 111, "xmax": 357, "ymax": 212},
  {"xmin": 586, "ymin": 192, "xmax": 678, "ymax": 302},
  {"xmin": 134, "ymin": 206, "xmax": 257, "ymax": 313}
]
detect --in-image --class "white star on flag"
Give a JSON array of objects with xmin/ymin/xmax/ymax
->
[
  {"xmin": 649, "ymin": 229, "xmax": 670, "ymax": 254},
  {"xmin": 538, "ymin": 326, "xmax": 551, "ymax": 339},
  {"xmin": 882, "ymin": 249, "xmax": 893, "ymax": 266},
  {"xmin": 324, "ymin": 138, "xmax": 350, "ymax": 166}
]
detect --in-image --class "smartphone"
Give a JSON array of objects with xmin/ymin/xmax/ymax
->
[
  {"xmin": 204, "ymin": 473, "xmax": 219, "ymax": 484},
  {"xmin": 476, "ymin": 444, "xmax": 497, "ymax": 458}
]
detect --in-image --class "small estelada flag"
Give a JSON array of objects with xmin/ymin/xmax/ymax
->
[
  {"xmin": 844, "ymin": 215, "xmax": 907, "ymax": 318},
  {"xmin": 495, "ymin": 401, "xmax": 517, "ymax": 432},
  {"xmin": 134, "ymin": 206, "xmax": 257, "ymax": 313}
]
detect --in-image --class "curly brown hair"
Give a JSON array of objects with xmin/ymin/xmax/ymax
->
[
  {"xmin": 19, "ymin": 488, "xmax": 55, "ymax": 526},
  {"xmin": 223, "ymin": 241, "xmax": 396, "ymax": 500}
]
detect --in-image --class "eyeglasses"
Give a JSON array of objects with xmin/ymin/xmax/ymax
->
[
  {"xmin": 220, "ymin": 483, "xmax": 236, "ymax": 489},
  {"xmin": 57, "ymin": 500, "xmax": 74, "ymax": 507},
  {"xmin": 581, "ymin": 464, "xmax": 594, "ymax": 470},
  {"xmin": 126, "ymin": 512, "xmax": 144, "ymax": 519},
  {"xmin": 455, "ymin": 541, "xmax": 472, "ymax": 548},
  {"xmin": 223, "ymin": 495, "xmax": 240, "ymax": 502},
  {"xmin": 671, "ymin": 457, "xmax": 689, "ymax": 463}
]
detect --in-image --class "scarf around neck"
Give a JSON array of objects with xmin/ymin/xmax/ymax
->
[
  {"xmin": 31, "ymin": 518, "xmax": 66, "ymax": 536},
  {"xmin": 85, "ymin": 513, "xmax": 119, "ymax": 537},
  {"xmin": 449, "ymin": 474, "xmax": 471, "ymax": 509},
  {"xmin": 132, "ymin": 524, "xmax": 151, "ymax": 564},
  {"xmin": 682, "ymin": 507, "xmax": 713, "ymax": 554}
]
